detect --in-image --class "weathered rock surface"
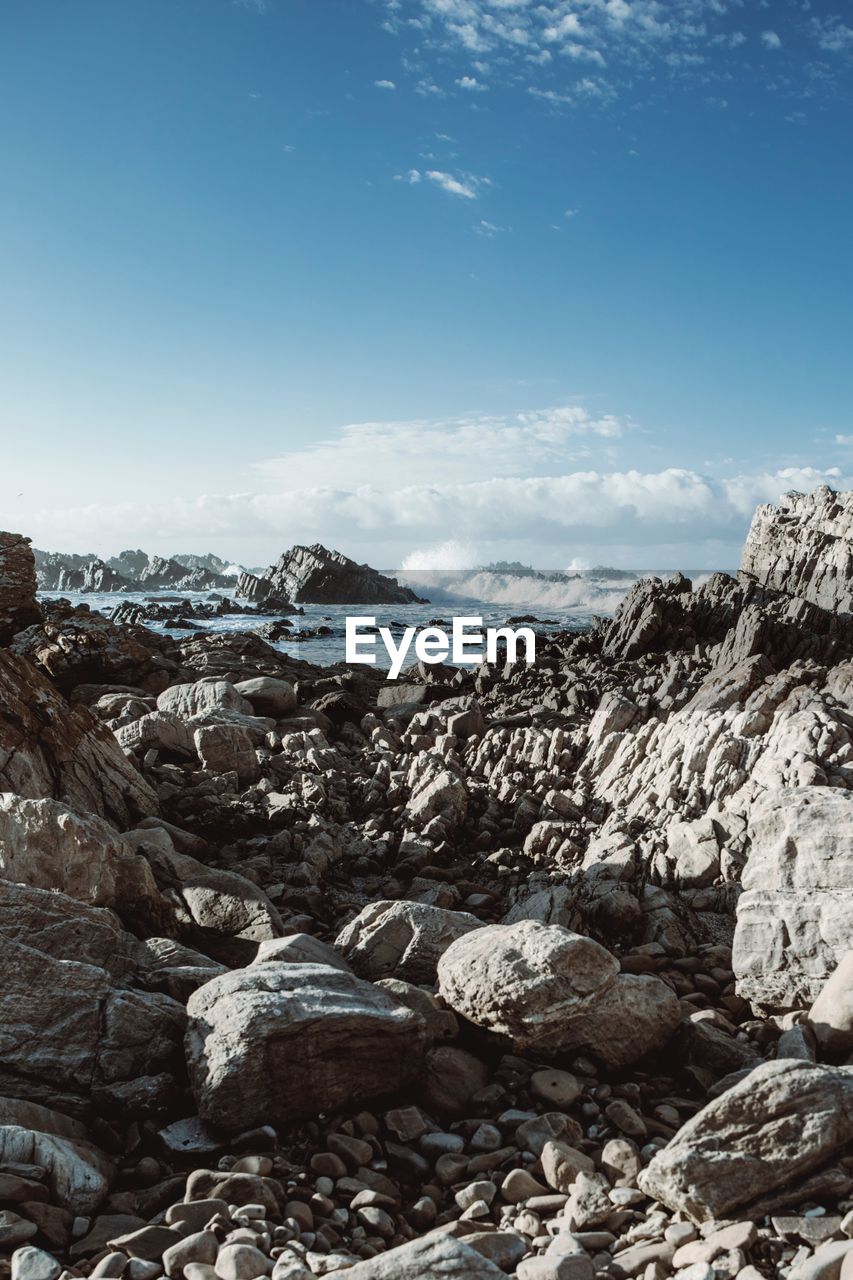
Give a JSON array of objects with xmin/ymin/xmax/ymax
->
[
  {"xmin": 258, "ymin": 544, "xmax": 425, "ymax": 605},
  {"xmin": 341, "ymin": 1233, "xmax": 508, "ymax": 1277},
  {"xmin": 639, "ymin": 1059, "xmax": 853, "ymax": 1222},
  {"xmin": 0, "ymin": 1097, "xmax": 114, "ymax": 1215},
  {"xmin": 185, "ymin": 963, "xmax": 428, "ymax": 1129},
  {"xmin": 438, "ymin": 922, "xmax": 617, "ymax": 1049},
  {"xmin": 734, "ymin": 787, "xmax": 853, "ymax": 1009},
  {"xmin": 0, "ymin": 532, "xmax": 42, "ymax": 643},
  {"xmin": 0, "ymin": 650, "xmax": 158, "ymax": 828},
  {"xmin": 335, "ymin": 900, "xmax": 481, "ymax": 983},
  {"xmin": 0, "ymin": 931, "xmax": 185, "ymax": 1115},
  {"xmin": 741, "ymin": 485, "xmax": 853, "ymax": 613},
  {"xmin": 0, "ymin": 794, "xmax": 168, "ymax": 927}
]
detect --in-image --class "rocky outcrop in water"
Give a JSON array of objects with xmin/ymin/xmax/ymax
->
[
  {"xmin": 9, "ymin": 492, "xmax": 853, "ymax": 1278},
  {"xmin": 242, "ymin": 543, "xmax": 426, "ymax": 605},
  {"xmin": 34, "ymin": 548, "xmax": 236, "ymax": 593}
]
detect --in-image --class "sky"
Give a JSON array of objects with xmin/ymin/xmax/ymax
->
[{"xmin": 1, "ymin": 0, "xmax": 852, "ymax": 570}]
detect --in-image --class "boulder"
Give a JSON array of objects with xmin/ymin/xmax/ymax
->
[
  {"xmin": 0, "ymin": 1097, "xmax": 114, "ymax": 1215},
  {"xmin": 547, "ymin": 973, "xmax": 683, "ymax": 1070},
  {"xmin": 0, "ymin": 533, "xmax": 41, "ymax": 644},
  {"xmin": 339, "ymin": 1233, "xmax": 508, "ymax": 1278},
  {"xmin": 0, "ymin": 649, "xmax": 158, "ymax": 828},
  {"xmin": 0, "ymin": 794, "xmax": 170, "ymax": 932},
  {"xmin": 192, "ymin": 723, "xmax": 260, "ymax": 785},
  {"xmin": 234, "ymin": 677, "xmax": 297, "ymax": 718},
  {"xmin": 156, "ymin": 679, "xmax": 252, "ymax": 721},
  {"xmin": 252, "ymin": 934, "xmax": 352, "ymax": 971},
  {"xmin": 0, "ymin": 932, "xmax": 185, "ymax": 1116},
  {"xmin": 114, "ymin": 711, "xmax": 195, "ymax": 758},
  {"xmin": 437, "ymin": 922, "xmax": 619, "ymax": 1053},
  {"xmin": 808, "ymin": 951, "xmax": 853, "ymax": 1054},
  {"xmin": 639, "ymin": 1059, "xmax": 853, "ymax": 1222},
  {"xmin": 734, "ymin": 788, "xmax": 853, "ymax": 1009},
  {"xmin": 185, "ymin": 963, "xmax": 428, "ymax": 1130},
  {"xmin": 124, "ymin": 828, "xmax": 282, "ymax": 963},
  {"xmin": 335, "ymin": 900, "xmax": 481, "ymax": 984}
]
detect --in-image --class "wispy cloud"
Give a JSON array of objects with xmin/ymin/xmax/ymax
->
[
  {"xmin": 375, "ymin": 78, "xmax": 396, "ymax": 89},
  {"xmin": 761, "ymin": 30, "xmax": 782, "ymax": 51},
  {"xmin": 396, "ymin": 167, "xmax": 486, "ymax": 198},
  {"xmin": 473, "ymin": 219, "xmax": 510, "ymax": 236}
]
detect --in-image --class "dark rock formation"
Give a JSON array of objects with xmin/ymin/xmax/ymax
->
[
  {"xmin": 0, "ymin": 532, "xmax": 42, "ymax": 642},
  {"xmin": 254, "ymin": 543, "xmax": 426, "ymax": 604}
]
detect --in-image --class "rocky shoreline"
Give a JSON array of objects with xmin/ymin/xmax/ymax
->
[{"xmin": 4, "ymin": 487, "xmax": 853, "ymax": 1280}]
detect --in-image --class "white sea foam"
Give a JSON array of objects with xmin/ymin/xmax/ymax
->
[{"xmin": 395, "ymin": 567, "xmax": 634, "ymax": 614}]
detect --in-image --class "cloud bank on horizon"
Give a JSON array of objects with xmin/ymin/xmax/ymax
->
[{"xmin": 23, "ymin": 404, "xmax": 852, "ymax": 570}]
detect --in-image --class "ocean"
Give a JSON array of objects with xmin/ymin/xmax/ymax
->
[{"xmin": 40, "ymin": 566, "xmax": 726, "ymax": 669}]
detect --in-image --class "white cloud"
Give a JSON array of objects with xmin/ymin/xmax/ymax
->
[
  {"xmin": 375, "ymin": 78, "xmax": 397, "ymax": 89},
  {"xmin": 424, "ymin": 169, "xmax": 488, "ymax": 198},
  {"xmin": 474, "ymin": 218, "xmax": 510, "ymax": 236},
  {"xmin": 835, "ymin": 434, "xmax": 853, "ymax": 446},
  {"xmin": 29, "ymin": 467, "xmax": 852, "ymax": 563},
  {"xmin": 253, "ymin": 405, "xmax": 628, "ymax": 490},
  {"xmin": 381, "ymin": 1, "xmax": 840, "ymax": 109},
  {"xmin": 456, "ymin": 74, "xmax": 488, "ymax": 90}
]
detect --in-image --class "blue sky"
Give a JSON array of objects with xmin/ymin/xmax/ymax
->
[{"xmin": 1, "ymin": 0, "xmax": 852, "ymax": 568}]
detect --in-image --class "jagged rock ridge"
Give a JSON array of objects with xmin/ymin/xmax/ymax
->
[{"xmin": 239, "ymin": 543, "xmax": 427, "ymax": 605}]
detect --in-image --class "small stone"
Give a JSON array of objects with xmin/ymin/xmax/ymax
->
[
  {"xmin": 502, "ymin": 1168, "xmax": 549, "ymax": 1204},
  {"xmin": 91, "ymin": 1253, "xmax": 131, "ymax": 1278},
  {"xmin": 214, "ymin": 1244, "xmax": 271, "ymax": 1280},
  {"xmin": 162, "ymin": 1231, "xmax": 219, "ymax": 1278},
  {"xmin": 0, "ymin": 1213, "xmax": 38, "ymax": 1248},
  {"xmin": 531, "ymin": 1070, "xmax": 582, "ymax": 1108},
  {"xmin": 165, "ymin": 1202, "xmax": 229, "ymax": 1233},
  {"xmin": 565, "ymin": 1172, "xmax": 613, "ymax": 1230},
  {"xmin": 308, "ymin": 1153, "xmax": 346, "ymax": 1179},
  {"xmin": 127, "ymin": 1264, "xmax": 163, "ymax": 1280},
  {"xmin": 664, "ymin": 1224, "xmax": 697, "ymax": 1246},
  {"xmin": 601, "ymin": 1138, "xmax": 641, "ymax": 1188},
  {"xmin": 11, "ymin": 1247, "xmax": 62, "ymax": 1280},
  {"xmin": 469, "ymin": 1123, "xmax": 502, "ymax": 1152},
  {"xmin": 355, "ymin": 1207, "xmax": 395, "ymax": 1240},
  {"xmin": 464, "ymin": 1231, "xmax": 528, "ymax": 1270},
  {"xmin": 605, "ymin": 1100, "xmax": 647, "ymax": 1139},
  {"xmin": 110, "ymin": 1226, "xmax": 183, "ymax": 1261},
  {"xmin": 326, "ymin": 1135, "xmax": 373, "ymax": 1168},
  {"xmin": 517, "ymin": 1252, "xmax": 594, "ymax": 1279},
  {"xmin": 456, "ymin": 1181, "xmax": 497, "ymax": 1211},
  {"xmin": 541, "ymin": 1141, "xmax": 594, "ymax": 1194}
]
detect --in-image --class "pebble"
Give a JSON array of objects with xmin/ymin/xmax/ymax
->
[
  {"xmin": 214, "ymin": 1243, "xmax": 272, "ymax": 1280},
  {"xmin": 162, "ymin": 1231, "xmax": 219, "ymax": 1277},
  {"xmin": 531, "ymin": 1069, "xmax": 582, "ymax": 1108},
  {"xmin": 0, "ymin": 1213, "xmax": 38, "ymax": 1248},
  {"xmin": 11, "ymin": 1247, "xmax": 62, "ymax": 1280}
]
